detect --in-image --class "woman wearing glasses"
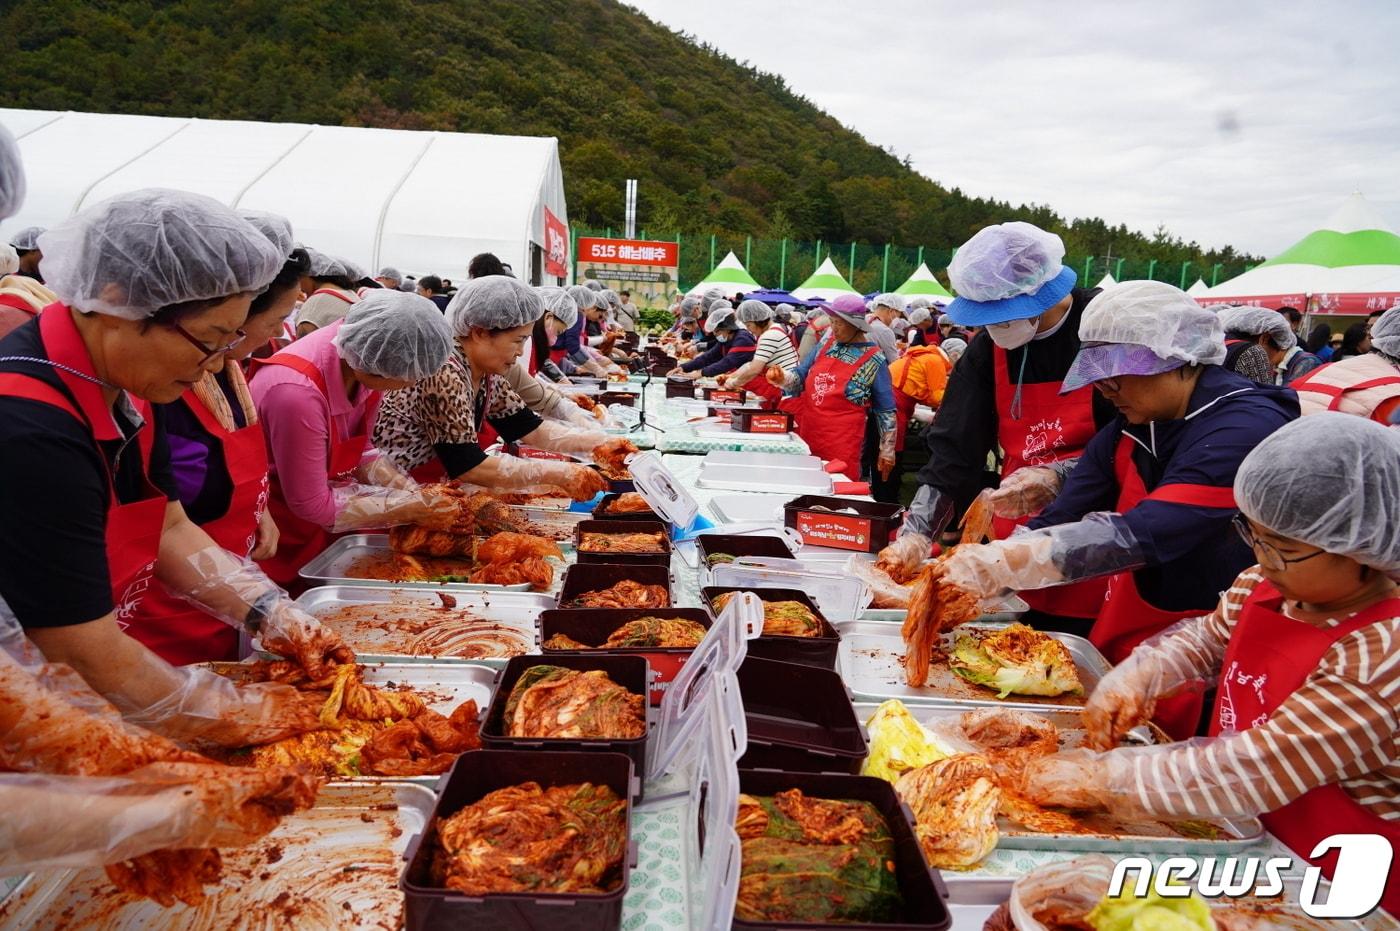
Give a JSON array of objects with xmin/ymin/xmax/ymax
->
[
  {"xmin": 932, "ymin": 281, "xmax": 1298, "ymax": 737},
  {"xmin": 0, "ymin": 189, "xmax": 356, "ymax": 743},
  {"xmin": 1018, "ymin": 414, "xmax": 1400, "ymax": 917}
]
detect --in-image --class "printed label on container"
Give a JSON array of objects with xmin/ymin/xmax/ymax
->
[
  {"xmin": 708, "ymin": 390, "xmax": 743, "ymax": 403},
  {"xmin": 795, "ymin": 512, "xmax": 874, "ymax": 551},
  {"xmin": 743, "ymin": 413, "xmax": 790, "ymax": 434},
  {"xmin": 517, "ymin": 447, "xmax": 574, "ymax": 461}
]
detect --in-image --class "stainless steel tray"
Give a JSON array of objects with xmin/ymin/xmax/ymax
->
[
  {"xmin": 860, "ymin": 592, "xmax": 1029, "ymax": 624},
  {"xmin": 513, "ymin": 506, "xmax": 590, "ymax": 542},
  {"xmin": 0, "ymin": 781, "xmax": 434, "ymax": 930},
  {"xmin": 293, "ymin": 585, "xmax": 547, "ymax": 665},
  {"xmin": 837, "ymin": 620, "xmax": 1111, "ymax": 711},
  {"xmin": 692, "ymin": 422, "xmax": 797, "ymax": 442},
  {"xmin": 702, "ymin": 450, "xmax": 825, "ymax": 472},
  {"xmin": 212, "ymin": 660, "xmax": 497, "ymax": 718},
  {"xmin": 298, "ymin": 533, "xmax": 535, "ymax": 591},
  {"xmin": 850, "ymin": 702, "xmax": 1163, "ymax": 750},
  {"xmin": 697, "ymin": 463, "xmax": 832, "ymax": 494}
]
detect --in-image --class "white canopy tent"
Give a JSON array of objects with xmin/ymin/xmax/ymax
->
[
  {"xmin": 1095, "ymin": 273, "xmax": 1117, "ymax": 289},
  {"xmin": 0, "ymin": 108, "xmax": 569, "ymax": 284}
]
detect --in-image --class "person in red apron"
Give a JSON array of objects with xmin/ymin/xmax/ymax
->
[
  {"xmin": 1018, "ymin": 414, "xmax": 1400, "ymax": 916},
  {"xmin": 715, "ymin": 300, "xmax": 799, "ymax": 408},
  {"xmin": 0, "ymin": 274, "xmax": 57, "ymax": 342},
  {"xmin": 125, "ymin": 236, "xmax": 310, "ymax": 664},
  {"xmin": 1292, "ymin": 309, "xmax": 1400, "ymax": 423},
  {"xmin": 875, "ymin": 222, "xmax": 1110, "ymax": 631},
  {"xmin": 291, "ymin": 248, "xmax": 363, "ymax": 338},
  {"xmin": 935, "ymin": 281, "xmax": 1299, "ymax": 737},
  {"xmin": 250, "ymin": 289, "xmax": 460, "ymax": 589},
  {"xmin": 0, "ymin": 189, "xmax": 342, "ymax": 741},
  {"xmin": 372, "ymin": 276, "xmax": 619, "ymax": 496},
  {"xmin": 769, "ymin": 295, "xmax": 897, "ymax": 479}
]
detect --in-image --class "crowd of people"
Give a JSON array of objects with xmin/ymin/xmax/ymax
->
[{"xmin": 2, "ymin": 109, "xmax": 1400, "ymax": 914}]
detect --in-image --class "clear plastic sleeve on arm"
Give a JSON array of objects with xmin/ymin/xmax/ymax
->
[
  {"xmin": 357, "ymin": 452, "xmax": 417, "ymax": 489},
  {"xmin": 520, "ymin": 418, "xmax": 613, "ymax": 458},
  {"xmin": 987, "ymin": 464, "xmax": 1066, "ymax": 520},
  {"xmin": 484, "ymin": 454, "xmax": 609, "ymax": 501},
  {"xmin": 901, "ymin": 484, "xmax": 955, "ymax": 539},
  {"xmin": 329, "ymin": 482, "xmax": 459, "ymax": 532}
]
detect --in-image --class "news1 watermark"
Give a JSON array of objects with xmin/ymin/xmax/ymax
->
[{"xmin": 1107, "ymin": 835, "xmax": 1393, "ymax": 918}]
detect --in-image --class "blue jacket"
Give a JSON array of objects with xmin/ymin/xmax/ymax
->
[
  {"xmin": 682, "ymin": 330, "xmax": 757, "ymax": 376},
  {"xmin": 551, "ymin": 314, "xmax": 589, "ymax": 364},
  {"xmin": 1031, "ymin": 366, "xmax": 1299, "ymax": 612}
]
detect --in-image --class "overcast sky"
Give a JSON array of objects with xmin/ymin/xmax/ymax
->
[{"xmin": 631, "ymin": 0, "xmax": 1400, "ymax": 257}]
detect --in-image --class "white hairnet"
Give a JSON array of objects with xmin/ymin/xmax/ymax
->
[
  {"xmin": 305, "ymin": 247, "xmax": 365, "ymax": 281},
  {"xmin": 1218, "ymin": 305, "xmax": 1296, "ymax": 351},
  {"xmin": 1080, "ymin": 280, "xmax": 1226, "ymax": 366},
  {"xmin": 10, "ymin": 226, "xmax": 43, "ymax": 251},
  {"xmin": 600, "ymin": 288, "xmax": 620, "ymax": 307},
  {"xmin": 566, "ymin": 284, "xmax": 598, "ymax": 311},
  {"xmin": 908, "ymin": 307, "xmax": 932, "ymax": 326},
  {"xmin": 941, "ymin": 337, "xmax": 968, "ymax": 360},
  {"xmin": 334, "ymin": 290, "xmax": 452, "ymax": 380},
  {"xmin": 1371, "ymin": 306, "xmax": 1400, "ymax": 358},
  {"xmin": 238, "ymin": 210, "xmax": 294, "ymax": 257},
  {"xmin": 706, "ymin": 302, "xmax": 733, "ymax": 332},
  {"xmin": 891, "ymin": 318, "xmax": 911, "ymax": 335},
  {"xmin": 871, "ymin": 292, "xmax": 904, "ymax": 314},
  {"xmin": 377, "ymin": 266, "xmax": 402, "ymax": 280},
  {"xmin": 737, "ymin": 299, "xmax": 773, "ymax": 322},
  {"xmin": 0, "ymin": 243, "xmax": 17, "ymax": 276},
  {"xmin": 949, "ymin": 221, "xmax": 1065, "ymax": 302},
  {"xmin": 398, "ymin": 278, "xmax": 417, "ymax": 293},
  {"xmin": 38, "ymin": 189, "xmax": 281, "ymax": 320},
  {"xmin": 0, "ymin": 123, "xmax": 25, "ymax": 221},
  {"xmin": 446, "ymin": 275, "xmax": 544, "ymax": 333},
  {"xmin": 908, "ymin": 296, "xmax": 931, "ymax": 311},
  {"xmin": 937, "ymin": 313, "xmax": 952, "ymax": 326},
  {"xmin": 701, "ymin": 287, "xmax": 726, "ymax": 311},
  {"xmin": 538, "ymin": 286, "xmax": 579, "ymax": 329},
  {"xmin": 678, "ymin": 295, "xmax": 702, "ymax": 318},
  {"xmin": 584, "ymin": 280, "xmax": 605, "ymax": 292},
  {"xmin": 1236, "ymin": 412, "xmax": 1400, "ymax": 576},
  {"xmin": 711, "ymin": 310, "xmax": 739, "ymax": 331}
]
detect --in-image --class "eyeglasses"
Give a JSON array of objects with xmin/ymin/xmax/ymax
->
[
  {"xmin": 1093, "ymin": 377, "xmax": 1121, "ymax": 394},
  {"xmin": 167, "ymin": 322, "xmax": 246, "ymax": 365},
  {"xmin": 1231, "ymin": 513, "xmax": 1327, "ymax": 572}
]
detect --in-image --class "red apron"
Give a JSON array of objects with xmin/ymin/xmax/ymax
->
[
  {"xmin": 0, "ymin": 305, "xmax": 167, "ymax": 627},
  {"xmin": 254, "ymin": 352, "xmax": 377, "ymax": 588},
  {"xmin": 738, "ymin": 342, "xmax": 783, "ymax": 407},
  {"xmin": 1209, "ymin": 581, "xmax": 1400, "ymax": 916},
  {"xmin": 0, "ymin": 293, "xmax": 38, "ymax": 315},
  {"xmin": 1092, "ymin": 433, "xmax": 1239, "ymax": 738},
  {"xmin": 124, "ymin": 380, "xmax": 270, "ymax": 664},
  {"xmin": 1292, "ymin": 362, "xmax": 1400, "ymax": 421},
  {"xmin": 310, "ymin": 287, "xmax": 355, "ymax": 305},
  {"xmin": 989, "ymin": 345, "xmax": 1106, "ymax": 619},
  {"xmin": 781, "ymin": 345, "xmax": 880, "ymax": 473}
]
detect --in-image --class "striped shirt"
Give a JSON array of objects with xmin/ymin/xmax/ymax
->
[
  {"xmin": 1125, "ymin": 568, "xmax": 1400, "ymax": 821},
  {"xmin": 725, "ymin": 324, "xmax": 799, "ymax": 389}
]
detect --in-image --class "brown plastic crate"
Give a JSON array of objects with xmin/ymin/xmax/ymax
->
[
  {"xmin": 539, "ymin": 607, "xmax": 712, "ymax": 705},
  {"xmin": 783, "ymin": 494, "xmax": 905, "ymax": 554},
  {"xmin": 736, "ymin": 657, "xmax": 866, "ymax": 774},
  {"xmin": 594, "ymin": 492, "xmax": 662, "ymax": 523},
  {"xmin": 695, "ymin": 533, "xmax": 793, "ymax": 569},
  {"xmin": 701, "ymin": 585, "xmax": 838, "ymax": 669},
  {"xmin": 574, "ymin": 519, "xmax": 671, "ymax": 568},
  {"xmin": 558, "ymin": 562, "xmax": 672, "ymax": 609},
  {"xmin": 730, "ymin": 407, "xmax": 793, "ymax": 434}
]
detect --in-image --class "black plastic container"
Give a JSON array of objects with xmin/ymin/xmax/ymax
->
[
  {"xmin": 696, "ymin": 533, "xmax": 793, "ymax": 570},
  {"xmin": 737, "ymin": 657, "xmax": 866, "ymax": 774},
  {"xmin": 701, "ymin": 585, "xmax": 839, "ymax": 669},
  {"xmin": 733, "ymin": 769, "xmax": 952, "ymax": 931},
  {"xmin": 594, "ymin": 492, "xmax": 662, "ymax": 523},
  {"xmin": 559, "ymin": 562, "xmax": 672, "ymax": 608},
  {"xmin": 649, "ymin": 359, "xmax": 676, "ymax": 376},
  {"xmin": 700, "ymin": 385, "xmax": 747, "ymax": 404},
  {"xmin": 665, "ymin": 378, "xmax": 698, "ymax": 398},
  {"xmin": 481, "ymin": 654, "xmax": 650, "ymax": 787},
  {"xmin": 569, "ymin": 375, "xmax": 607, "ymax": 389},
  {"xmin": 783, "ymin": 495, "xmax": 906, "ymax": 554},
  {"xmin": 597, "ymin": 390, "xmax": 637, "ymax": 407},
  {"xmin": 539, "ymin": 607, "xmax": 712, "ymax": 705},
  {"xmin": 575, "ymin": 519, "xmax": 672, "ymax": 568},
  {"xmin": 401, "ymin": 749, "xmax": 636, "ymax": 931},
  {"xmin": 731, "ymin": 407, "xmax": 793, "ymax": 434}
]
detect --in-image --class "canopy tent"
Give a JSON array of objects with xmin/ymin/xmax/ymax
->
[
  {"xmin": 685, "ymin": 251, "xmax": 762, "ymax": 296},
  {"xmin": 791, "ymin": 256, "xmax": 860, "ymax": 300},
  {"xmin": 0, "ymin": 108, "xmax": 569, "ymax": 285},
  {"xmin": 742, "ymin": 288, "xmax": 821, "ymax": 308},
  {"xmin": 1200, "ymin": 193, "xmax": 1400, "ymax": 315},
  {"xmin": 1186, "ymin": 278, "xmax": 1210, "ymax": 297},
  {"xmin": 1095, "ymin": 273, "xmax": 1117, "ymax": 289},
  {"xmin": 894, "ymin": 262, "xmax": 953, "ymax": 299}
]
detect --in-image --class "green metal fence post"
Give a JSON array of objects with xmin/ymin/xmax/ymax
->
[
  {"xmin": 709, "ymin": 234, "xmax": 716, "ymax": 271},
  {"xmin": 779, "ymin": 238, "xmax": 787, "ymax": 290},
  {"xmin": 815, "ymin": 240, "xmax": 823, "ymax": 274},
  {"xmin": 1083, "ymin": 257, "xmax": 1093, "ymax": 284},
  {"xmin": 606, "ymin": 227, "xmax": 612, "ymax": 238},
  {"xmin": 745, "ymin": 235, "xmax": 752, "ymax": 269},
  {"xmin": 917, "ymin": 245, "xmax": 924, "ymax": 267},
  {"xmin": 1115, "ymin": 258, "xmax": 1125, "ymax": 280},
  {"xmin": 1211, "ymin": 263, "xmax": 1224, "ymax": 286},
  {"xmin": 882, "ymin": 243, "xmax": 891, "ymax": 291},
  {"xmin": 1147, "ymin": 259, "xmax": 1158, "ymax": 281},
  {"xmin": 570, "ymin": 226, "xmax": 578, "ymax": 285},
  {"xmin": 1178, "ymin": 261, "xmax": 1190, "ymax": 290},
  {"xmin": 848, "ymin": 243, "xmax": 856, "ymax": 286}
]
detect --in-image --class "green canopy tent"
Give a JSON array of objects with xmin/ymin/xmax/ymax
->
[
  {"xmin": 685, "ymin": 251, "xmax": 762, "ymax": 297},
  {"xmin": 791, "ymin": 256, "xmax": 860, "ymax": 300},
  {"xmin": 893, "ymin": 262, "xmax": 953, "ymax": 300}
]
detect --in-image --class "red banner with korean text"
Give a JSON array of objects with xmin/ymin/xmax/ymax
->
[{"xmin": 544, "ymin": 207, "xmax": 569, "ymax": 279}]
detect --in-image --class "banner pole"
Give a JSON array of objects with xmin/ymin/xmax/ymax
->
[{"xmin": 779, "ymin": 238, "xmax": 787, "ymax": 290}]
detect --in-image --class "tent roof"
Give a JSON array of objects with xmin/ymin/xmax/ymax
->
[
  {"xmin": 791, "ymin": 256, "xmax": 859, "ymax": 299},
  {"xmin": 1095, "ymin": 273, "xmax": 1117, "ymax": 289},
  {"xmin": 0, "ymin": 108, "xmax": 567, "ymax": 282},
  {"xmin": 1186, "ymin": 278, "xmax": 1210, "ymax": 296},
  {"xmin": 686, "ymin": 251, "xmax": 762, "ymax": 295},
  {"xmin": 894, "ymin": 262, "xmax": 952, "ymax": 297}
]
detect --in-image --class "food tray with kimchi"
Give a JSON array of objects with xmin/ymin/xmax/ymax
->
[
  {"xmin": 836, "ymin": 621, "xmax": 1112, "ymax": 712},
  {"xmin": 0, "ymin": 781, "xmax": 434, "ymax": 931},
  {"xmin": 298, "ymin": 534, "xmax": 535, "ymax": 592},
  {"xmin": 292, "ymin": 585, "xmax": 549, "ymax": 666}
]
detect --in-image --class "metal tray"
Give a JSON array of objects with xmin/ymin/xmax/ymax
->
[
  {"xmin": 697, "ymin": 463, "xmax": 833, "ymax": 494},
  {"xmin": 513, "ymin": 506, "xmax": 590, "ymax": 542},
  {"xmin": 298, "ymin": 534, "xmax": 534, "ymax": 591},
  {"xmin": 0, "ymin": 781, "xmax": 434, "ymax": 930},
  {"xmin": 293, "ymin": 585, "xmax": 548, "ymax": 665},
  {"xmin": 850, "ymin": 702, "xmax": 1163, "ymax": 750},
  {"xmin": 836, "ymin": 620, "xmax": 1112, "ymax": 712},
  {"xmin": 212, "ymin": 661, "xmax": 497, "ymax": 718},
  {"xmin": 702, "ymin": 450, "xmax": 825, "ymax": 472},
  {"xmin": 860, "ymin": 593, "xmax": 1029, "ymax": 624},
  {"xmin": 692, "ymin": 422, "xmax": 797, "ymax": 442}
]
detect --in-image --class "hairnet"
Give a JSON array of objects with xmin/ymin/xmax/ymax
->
[
  {"xmin": 701, "ymin": 287, "xmax": 725, "ymax": 311},
  {"xmin": 737, "ymin": 299, "xmax": 773, "ymax": 322},
  {"xmin": 891, "ymin": 318, "xmax": 911, "ymax": 336},
  {"xmin": 711, "ymin": 310, "xmax": 739, "ymax": 332},
  {"xmin": 0, "ymin": 122, "xmax": 25, "ymax": 221},
  {"xmin": 377, "ymin": 266, "xmax": 402, "ymax": 280},
  {"xmin": 305, "ymin": 247, "xmax": 365, "ymax": 281},
  {"xmin": 1218, "ymin": 305, "xmax": 1296, "ymax": 351},
  {"xmin": 238, "ymin": 210, "xmax": 294, "ymax": 257},
  {"xmin": 567, "ymin": 284, "xmax": 598, "ymax": 311},
  {"xmin": 0, "ymin": 243, "xmax": 16, "ymax": 276},
  {"xmin": 871, "ymin": 292, "xmax": 904, "ymax": 314},
  {"xmin": 334, "ymin": 290, "xmax": 453, "ymax": 380},
  {"xmin": 678, "ymin": 295, "xmax": 702, "ymax": 318},
  {"xmin": 1371, "ymin": 306, "xmax": 1400, "ymax": 358},
  {"xmin": 398, "ymin": 278, "xmax": 417, "ymax": 292},
  {"xmin": 1079, "ymin": 281, "xmax": 1225, "ymax": 365},
  {"xmin": 10, "ymin": 226, "xmax": 44, "ymax": 251},
  {"xmin": 446, "ymin": 275, "xmax": 544, "ymax": 333},
  {"xmin": 908, "ymin": 308, "xmax": 932, "ymax": 326},
  {"xmin": 937, "ymin": 313, "xmax": 952, "ymax": 326},
  {"xmin": 908, "ymin": 296, "xmax": 931, "ymax": 311},
  {"xmin": 600, "ymin": 288, "xmax": 620, "ymax": 307},
  {"xmin": 538, "ymin": 285, "xmax": 579, "ymax": 328},
  {"xmin": 38, "ymin": 189, "xmax": 282, "ymax": 320},
  {"xmin": 584, "ymin": 280, "xmax": 605, "ymax": 292},
  {"xmin": 941, "ymin": 337, "xmax": 968, "ymax": 360},
  {"xmin": 705, "ymin": 302, "xmax": 733, "ymax": 332},
  {"xmin": 1236, "ymin": 412, "xmax": 1400, "ymax": 575},
  {"xmin": 949, "ymin": 222, "xmax": 1066, "ymax": 302}
]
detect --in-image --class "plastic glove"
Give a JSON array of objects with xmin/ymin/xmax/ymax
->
[
  {"xmin": 329, "ymin": 482, "xmax": 461, "ymax": 532},
  {"xmin": 1018, "ymin": 748, "xmax": 1110, "ymax": 810},
  {"xmin": 875, "ymin": 533, "xmax": 933, "ymax": 584},
  {"xmin": 485, "ymin": 453, "xmax": 609, "ymax": 501},
  {"xmin": 357, "ymin": 453, "xmax": 417, "ymax": 489},
  {"xmin": 553, "ymin": 397, "xmax": 603, "ymax": 430},
  {"xmin": 901, "ymin": 484, "xmax": 955, "ymax": 539},
  {"xmin": 520, "ymin": 418, "xmax": 613, "ymax": 458},
  {"xmin": 988, "ymin": 465, "xmax": 1064, "ymax": 520},
  {"xmin": 0, "ymin": 762, "xmax": 321, "ymax": 874}
]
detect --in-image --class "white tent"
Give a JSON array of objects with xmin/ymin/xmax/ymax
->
[
  {"xmin": 1186, "ymin": 278, "xmax": 1210, "ymax": 297},
  {"xmin": 686, "ymin": 251, "xmax": 762, "ymax": 296},
  {"xmin": 0, "ymin": 108, "xmax": 569, "ymax": 284},
  {"xmin": 791, "ymin": 257, "xmax": 860, "ymax": 300},
  {"xmin": 1095, "ymin": 273, "xmax": 1117, "ymax": 289}
]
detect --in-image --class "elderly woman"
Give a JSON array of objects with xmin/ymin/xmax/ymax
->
[
  {"xmin": 0, "ymin": 188, "xmax": 352, "ymax": 744},
  {"xmin": 373, "ymin": 275, "xmax": 625, "ymax": 496},
  {"xmin": 1018, "ymin": 414, "xmax": 1400, "ymax": 917},
  {"xmin": 1292, "ymin": 305, "xmax": 1400, "ymax": 423},
  {"xmin": 670, "ymin": 307, "xmax": 753, "ymax": 379},
  {"xmin": 550, "ymin": 284, "xmax": 611, "ymax": 377},
  {"xmin": 931, "ymin": 281, "xmax": 1298, "ymax": 735},
  {"xmin": 251, "ymin": 289, "xmax": 460, "ymax": 586},
  {"xmin": 1219, "ymin": 304, "xmax": 1322, "ymax": 385},
  {"xmin": 292, "ymin": 249, "xmax": 364, "ymax": 337},
  {"xmin": 714, "ymin": 299, "xmax": 799, "ymax": 405}
]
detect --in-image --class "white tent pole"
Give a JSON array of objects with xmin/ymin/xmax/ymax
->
[
  {"xmin": 230, "ymin": 125, "xmax": 316, "ymax": 209},
  {"xmin": 71, "ymin": 117, "xmax": 193, "ymax": 214},
  {"xmin": 371, "ymin": 132, "xmax": 438, "ymax": 273}
]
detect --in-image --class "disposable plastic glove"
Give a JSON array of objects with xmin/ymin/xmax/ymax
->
[
  {"xmin": 357, "ymin": 452, "xmax": 417, "ymax": 489},
  {"xmin": 987, "ymin": 465, "xmax": 1064, "ymax": 520},
  {"xmin": 520, "ymin": 418, "xmax": 613, "ymax": 458},
  {"xmin": 875, "ymin": 533, "xmax": 933, "ymax": 584},
  {"xmin": 329, "ymin": 482, "xmax": 462, "ymax": 533},
  {"xmin": 483, "ymin": 453, "xmax": 609, "ymax": 501},
  {"xmin": 901, "ymin": 485, "xmax": 955, "ymax": 539}
]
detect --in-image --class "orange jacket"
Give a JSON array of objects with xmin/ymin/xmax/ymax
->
[{"xmin": 888, "ymin": 344, "xmax": 950, "ymax": 408}]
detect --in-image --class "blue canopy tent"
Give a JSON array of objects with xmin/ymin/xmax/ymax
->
[{"xmin": 742, "ymin": 288, "xmax": 822, "ymax": 308}]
